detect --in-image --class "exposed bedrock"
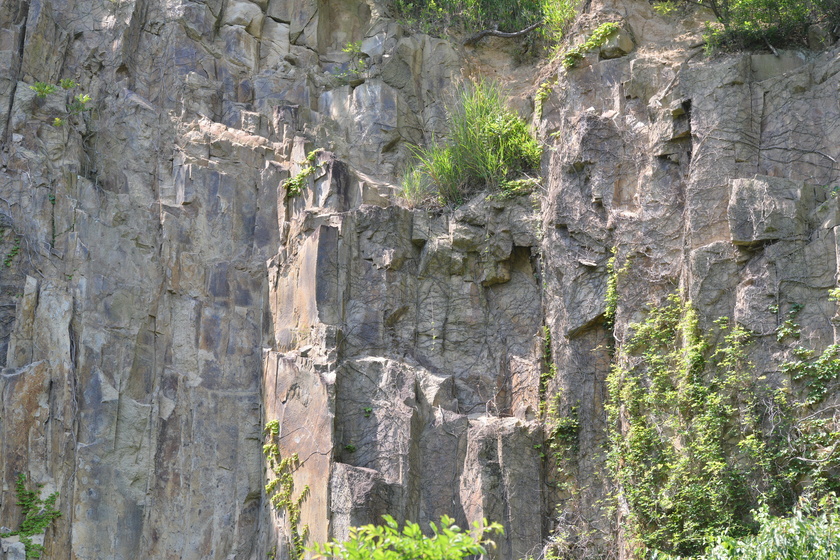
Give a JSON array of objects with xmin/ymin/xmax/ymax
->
[{"xmin": 0, "ymin": 0, "xmax": 839, "ymax": 557}]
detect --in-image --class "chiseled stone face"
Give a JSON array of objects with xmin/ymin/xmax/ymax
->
[{"xmin": 1, "ymin": 0, "xmax": 840, "ymax": 557}]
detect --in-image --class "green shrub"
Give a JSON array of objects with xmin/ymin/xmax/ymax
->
[
  {"xmin": 27, "ymin": 79, "xmax": 92, "ymax": 125},
  {"xmin": 561, "ymin": 22, "xmax": 621, "ymax": 69},
  {"xmin": 283, "ymin": 150, "xmax": 321, "ymax": 197},
  {"xmin": 403, "ymin": 80, "xmax": 542, "ymax": 206},
  {"xmin": 666, "ymin": 0, "xmax": 840, "ymax": 51},
  {"xmin": 310, "ymin": 515, "xmax": 503, "ymax": 560},
  {"xmin": 393, "ymin": 0, "xmax": 577, "ymax": 45},
  {"xmin": 607, "ymin": 293, "xmax": 840, "ymax": 557},
  {"xmin": 652, "ymin": 496, "xmax": 840, "ymax": 560},
  {"xmin": 29, "ymin": 82, "xmax": 57, "ymax": 98}
]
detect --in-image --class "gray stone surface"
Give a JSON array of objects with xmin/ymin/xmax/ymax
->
[
  {"xmin": 539, "ymin": 2, "xmax": 840, "ymax": 552},
  {"xmin": 0, "ymin": 537, "xmax": 26, "ymax": 560},
  {"xmin": 0, "ymin": 0, "xmax": 839, "ymax": 557}
]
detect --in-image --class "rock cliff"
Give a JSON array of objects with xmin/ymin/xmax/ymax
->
[{"xmin": 0, "ymin": 0, "xmax": 839, "ymax": 558}]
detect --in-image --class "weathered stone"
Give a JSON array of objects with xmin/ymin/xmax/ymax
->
[
  {"xmin": 330, "ymin": 464, "xmax": 390, "ymax": 538},
  {"xmin": 223, "ymin": 1, "xmax": 264, "ymax": 35},
  {"xmin": 259, "ymin": 19, "xmax": 291, "ymax": 69},
  {"xmin": 2, "ymin": 0, "xmax": 840, "ymax": 558},
  {"xmin": 599, "ymin": 28, "xmax": 635, "ymax": 59},
  {"xmin": 0, "ymin": 537, "xmax": 26, "ymax": 560},
  {"xmin": 808, "ymin": 23, "xmax": 834, "ymax": 50},
  {"xmin": 728, "ymin": 175, "xmax": 814, "ymax": 246}
]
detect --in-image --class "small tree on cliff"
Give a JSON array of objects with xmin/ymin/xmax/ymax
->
[{"xmin": 654, "ymin": 0, "xmax": 840, "ymax": 50}]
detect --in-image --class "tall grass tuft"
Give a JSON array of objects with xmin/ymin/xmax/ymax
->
[
  {"xmin": 402, "ymin": 80, "xmax": 541, "ymax": 207},
  {"xmin": 399, "ymin": 166, "xmax": 435, "ymax": 208}
]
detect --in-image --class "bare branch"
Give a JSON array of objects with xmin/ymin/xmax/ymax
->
[{"xmin": 464, "ymin": 20, "xmax": 543, "ymax": 47}]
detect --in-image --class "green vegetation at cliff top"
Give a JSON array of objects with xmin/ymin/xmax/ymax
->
[
  {"xmin": 394, "ymin": 0, "xmax": 577, "ymax": 45},
  {"xmin": 656, "ymin": 0, "xmax": 840, "ymax": 51}
]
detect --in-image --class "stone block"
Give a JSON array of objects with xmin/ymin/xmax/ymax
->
[
  {"xmin": 223, "ymin": 1, "xmax": 264, "ymax": 35},
  {"xmin": 0, "ymin": 537, "xmax": 26, "ymax": 560},
  {"xmin": 600, "ymin": 28, "xmax": 635, "ymax": 59},
  {"xmin": 728, "ymin": 175, "xmax": 812, "ymax": 246},
  {"xmin": 259, "ymin": 20, "xmax": 290, "ymax": 69}
]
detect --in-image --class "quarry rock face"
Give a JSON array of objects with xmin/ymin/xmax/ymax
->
[{"xmin": 0, "ymin": 0, "xmax": 839, "ymax": 557}]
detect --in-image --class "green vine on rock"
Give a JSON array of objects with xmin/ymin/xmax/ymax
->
[
  {"xmin": 561, "ymin": 22, "xmax": 621, "ymax": 69},
  {"xmin": 4, "ymin": 234, "xmax": 21, "ymax": 268},
  {"xmin": 604, "ymin": 246, "xmax": 630, "ymax": 329},
  {"xmin": 781, "ymin": 343, "xmax": 840, "ymax": 407},
  {"xmin": 282, "ymin": 150, "xmax": 322, "ymax": 197},
  {"xmin": 0, "ymin": 474, "xmax": 61, "ymax": 559},
  {"xmin": 263, "ymin": 419, "xmax": 311, "ymax": 560},
  {"xmin": 546, "ymin": 397, "xmax": 579, "ymax": 460},
  {"xmin": 534, "ymin": 78, "xmax": 556, "ymax": 119},
  {"xmin": 540, "ymin": 325, "xmax": 556, "ymax": 404},
  {"xmin": 607, "ymin": 293, "xmax": 840, "ymax": 557}
]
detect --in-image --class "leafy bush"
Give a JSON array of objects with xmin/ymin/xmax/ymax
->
[
  {"xmin": 652, "ymin": 496, "xmax": 840, "ymax": 560},
  {"xmin": 283, "ymin": 150, "xmax": 322, "ymax": 197},
  {"xmin": 310, "ymin": 515, "xmax": 503, "ymax": 560},
  {"xmin": 403, "ymin": 80, "xmax": 542, "ymax": 206},
  {"xmin": 27, "ymin": 79, "xmax": 92, "ymax": 125},
  {"xmin": 661, "ymin": 0, "xmax": 840, "ymax": 50},
  {"xmin": 29, "ymin": 82, "xmax": 57, "ymax": 98},
  {"xmin": 607, "ymin": 292, "xmax": 840, "ymax": 557},
  {"xmin": 393, "ymin": 0, "xmax": 577, "ymax": 44}
]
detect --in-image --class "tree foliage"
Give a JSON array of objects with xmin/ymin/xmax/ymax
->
[
  {"xmin": 658, "ymin": 0, "xmax": 840, "ymax": 50},
  {"xmin": 393, "ymin": 0, "xmax": 577, "ymax": 44},
  {"xmin": 310, "ymin": 515, "xmax": 504, "ymax": 560},
  {"xmin": 653, "ymin": 496, "xmax": 840, "ymax": 560}
]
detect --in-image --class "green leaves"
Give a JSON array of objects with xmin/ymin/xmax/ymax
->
[
  {"xmin": 0, "ymin": 474, "xmax": 61, "ymax": 559},
  {"xmin": 310, "ymin": 515, "xmax": 503, "ymax": 560},
  {"xmin": 560, "ymin": 22, "xmax": 621, "ymax": 69},
  {"xmin": 402, "ymin": 79, "xmax": 542, "ymax": 207},
  {"xmin": 68, "ymin": 93, "xmax": 92, "ymax": 114},
  {"xmin": 608, "ymin": 293, "xmax": 840, "ymax": 556},
  {"xmin": 29, "ymin": 82, "xmax": 57, "ymax": 98},
  {"xmin": 608, "ymin": 296, "xmax": 758, "ymax": 554},
  {"xmin": 27, "ymin": 79, "xmax": 92, "ymax": 125},
  {"xmin": 263, "ymin": 420, "xmax": 310, "ymax": 559},
  {"xmin": 781, "ymin": 344, "xmax": 840, "ymax": 406},
  {"xmin": 282, "ymin": 150, "xmax": 322, "ymax": 197},
  {"xmin": 663, "ymin": 0, "xmax": 840, "ymax": 51},
  {"xmin": 393, "ymin": 0, "xmax": 574, "ymax": 39},
  {"xmin": 655, "ymin": 497, "xmax": 840, "ymax": 560}
]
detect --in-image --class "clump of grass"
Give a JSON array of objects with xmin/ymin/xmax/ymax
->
[
  {"xmin": 399, "ymin": 167, "xmax": 435, "ymax": 207},
  {"xmin": 402, "ymin": 80, "xmax": 542, "ymax": 207}
]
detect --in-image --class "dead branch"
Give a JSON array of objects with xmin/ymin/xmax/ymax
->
[{"xmin": 464, "ymin": 20, "xmax": 543, "ymax": 47}]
